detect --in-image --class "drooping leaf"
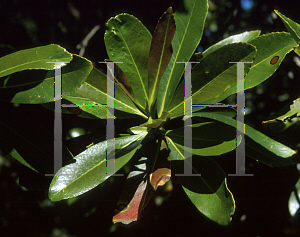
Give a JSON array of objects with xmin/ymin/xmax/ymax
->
[
  {"xmin": 49, "ymin": 133, "xmax": 147, "ymax": 201},
  {"xmin": 275, "ymin": 10, "xmax": 300, "ymax": 44},
  {"xmin": 192, "ymin": 112, "xmax": 296, "ymax": 166},
  {"xmin": 113, "ymin": 137, "xmax": 166, "ymax": 224},
  {"xmin": 113, "ymin": 180, "xmax": 148, "ymax": 224},
  {"xmin": 166, "ymin": 43, "xmax": 256, "ymax": 117},
  {"xmin": 0, "ymin": 44, "xmax": 72, "ymax": 78},
  {"xmin": 149, "ymin": 168, "xmax": 171, "ymax": 190},
  {"xmin": 289, "ymin": 178, "xmax": 300, "ymax": 217},
  {"xmin": 148, "ymin": 7, "xmax": 176, "ymax": 110},
  {"xmin": 0, "ymin": 55, "xmax": 92, "ymax": 104},
  {"xmin": 205, "ymin": 32, "xmax": 297, "ymax": 105},
  {"xmin": 157, "ymin": 0, "xmax": 208, "ymax": 118},
  {"xmin": 75, "ymin": 67, "xmax": 148, "ymax": 119},
  {"xmin": 263, "ymin": 98, "xmax": 300, "ymax": 123},
  {"xmin": 104, "ymin": 13, "xmax": 152, "ymax": 110},
  {"xmin": 166, "ymin": 121, "xmax": 240, "ymax": 156},
  {"xmin": 166, "ymin": 136, "xmax": 235, "ymax": 225},
  {"xmin": 203, "ymin": 30, "xmax": 261, "ymax": 56},
  {"xmin": 113, "ymin": 157, "xmax": 148, "ymax": 224}
]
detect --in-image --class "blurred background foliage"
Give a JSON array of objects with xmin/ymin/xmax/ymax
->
[{"xmin": 1, "ymin": 0, "xmax": 300, "ymax": 236}]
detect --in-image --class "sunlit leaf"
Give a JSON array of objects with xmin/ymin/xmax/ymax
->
[
  {"xmin": 167, "ymin": 43, "xmax": 256, "ymax": 117},
  {"xmin": 104, "ymin": 13, "xmax": 152, "ymax": 109},
  {"xmin": 157, "ymin": 0, "xmax": 208, "ymax": 118},
  {"xmin": 0, "ymin": 44, "xmax": 72, "ymax": 78},
  {"xmin": 205, "ymin": 32, "xmax": 297, "ymax": 104},
  {"xmin": 166, "ymin": 136, "xmax": 235, "ymax": 225},
  {"xmin": 203, "ymin": 30, "xmax": 261, "ymax": 56},
  {"xmin": 49, "ymin": 133, "xmax": 147, "ymax": 201},
  {"xmin": 0, "ymin": 55, "xmax": 92, "ymax": 104},
  {"xmin": 275, "ymin": 10, "xmax": 300, "ymax": 44},
  {"xmin": 192, "ymin": 112, "xmax": 296, "ymax": 166}
]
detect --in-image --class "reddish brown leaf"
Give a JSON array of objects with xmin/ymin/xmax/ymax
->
[
  {"xmin": 114, "ymin": 64, "xmax": 141, "ymax": 107},
  {"xmin": 148, "ymin": 7, "xmax": 176, "ymax": 109},
  {"xmin": 150, "ymin": 168, "xmax": 171, "ymax": 190},
  {"xmin": 113, "ymin": 180, "xmax": 148, "ymax": 224}
]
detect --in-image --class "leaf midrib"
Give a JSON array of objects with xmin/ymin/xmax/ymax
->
[
  {"xmin": 52, "ymin": 133, "xmax": 146, "ymax": 199},
  {"xmin": 166, "ymin": 136, "xmax": 231, "ymax": 213},
  {"xmin": 114, "ymin": 18, "xmax": 148, "ymax": 102},
  {"xmin": 82, "ymin": 82, "xmax": 147, "ymax": 119},
  {"xmin": 159, "ymin": 2, "xmax": 196, "ymax": 117}
]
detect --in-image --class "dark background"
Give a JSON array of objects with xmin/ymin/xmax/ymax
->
[{"xmin": 1, "ymin": 0, "xmax": 300, "ymax": 236}]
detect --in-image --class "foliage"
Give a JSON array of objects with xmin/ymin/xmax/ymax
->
[{"xmin": 1, "ymin": 0, "xmax": 300, "ymax": 226}]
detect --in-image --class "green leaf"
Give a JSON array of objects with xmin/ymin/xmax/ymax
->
[
  {"xmin": 166, "ymin": 136, "xmax": 234, "ymax": 225},
  {"xmin": 0, "ymin": 105, "xmax": 72, "ymax": 174},
  {"xmin": 0, "ymin": 55, "xmax": 92, "ymax": 104},
  {"xmin": 275, "ymin": 10, "xmax": 300, "ymax": 44},
  {"xmin": 128, "ymin": 126, "xmax": 148, "ymax": 135},
  {"xmin": 104, "ymin": 13, "xmax": 152, "ymax": 109},
  {"xmin": 192, "ymin": 112, "xmax": 297, "ymax": 166},
  {"xmin": 75, "ymin": 67, "xmax": 148, "ymax": 119},
  {"xmin": 148, "ymin": 7, "xmax": 176, "ymax": 110},
  {"xmin": 167, "ymin": 43, "xmax": 256, "ymax": 117},
  {"xmin": 263, "ymin": 97, "xmax": 300, "ymax": 123},
  {"xmin": 166, "ymin": 121, "xmax": 240, "ymax": 156},
  {"xmin": 157, "ymin": 0, "xmax": 209, "ymax": 118},
  {"xmin": 49, "ymin": 133, "xmax": 147, "ymax": 201},
  {"xmin": 0, "ymin": 44, "xmax": 72, "ymax": 78},
  {"xmin": 203, "ymin": 30, "xmax": 261, "ymax": 56},
  {"xmin": 9, "ymin": 148, "xmax": 38, "ymax": 172},
  {"xmin": 205, "ymin": 32, "xmax": 297, "ymax": 104},
  {"xmin": 289, "ymin": 178, "xmax": 300, "ymax": 217}
]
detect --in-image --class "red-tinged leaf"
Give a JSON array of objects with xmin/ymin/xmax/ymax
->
[
  {"xmin": 148, "ymin": 7, "xmax": 176, "ymax": 110},
  {"xmin": 150, "ymin": 168, "xmax": 171, "ymax": 190},
  {"xmin": 113, "ymin": 180, "xmax": 148, "ymax": 224},
  {"xmin": 114, "ymin": 63, "xmax": 141, "ymax": 108}
]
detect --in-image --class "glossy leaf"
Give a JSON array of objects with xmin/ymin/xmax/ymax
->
[
  {"xmin": 49, "ymin": 133, "xmax": 147, "ymax": 201},
  {"xmin": 288, "ymin": 178, "xmax": 300, "ymax": 216},
  {"xmin": 148, "ymin": 7, "xmax": 176, "ymax": 110},
  {"xmin": 0, "ymin": 44, "xmax": 72, "ymax": 78},
  {"xmin": 75, "ymin": 67, "xmax": 148, "ymax": 119},
  {"xmin": 157, "ymin": 0, "xmax": 208, "ymax": 118},
  {"xmin": 275, "ymin": 10, "xmax": 300, "ymax": 44},
  {"xmin": 205, "ymin": 32, "xmax": 297, "ymax": 105},
  {"xmin": 0, "ymin": 55, "xmax": 92, "ymax": 104},
  {"xmin": 104, "ymin": 13, "xmax": 152, "ymax": 109},
  {"xmin": 166, "ymin": 121, "xmax": 240, "ymax": 156},
  {"xmin": 128, "ymin": 126, "xmax": 148, "ymax": 135},
  {"xmin": 192, "ymin": 112, "xmax": 296, "ymax": 166},
  {"xmin": 263, "ymin": 98, "xmax": 300, "ymax": 123},
  {"xmin": 203, "ymin": 30, "xmax": 261, "ymax": 56},
  {"xmin": 167, "ymin": 43, "xmax": 256, "ymax": 117},
  {"xmin": 166, "ymin": 136, "xmax": 235, "ymax": 225}
]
